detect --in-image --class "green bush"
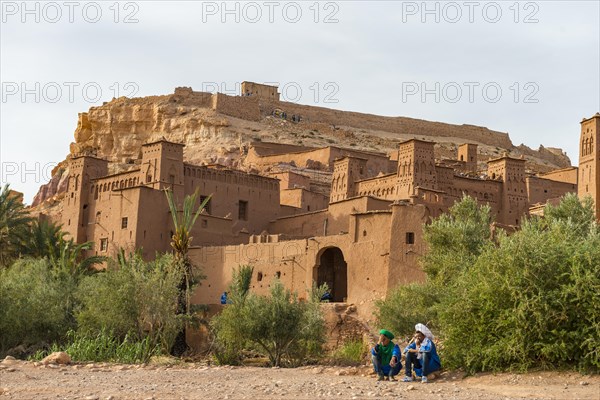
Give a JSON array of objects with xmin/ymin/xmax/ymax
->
[
  {"xmin": 376, "ymin": 194, "xmax": 600, "ymax": 373},
  {"xmin": 331, "ymin": 340, "xmax": 367, "ymax": 366},
  {"xmin": 439, "ymin": 217, "xmax": 600, "ymax": 372},
  {"xmin": 375, "ymin": 282, "xmax": 439, "ymax": 339},
  {"xmin": 75, "ymin": 253, "xmax": 183, "ymax": 354},
  {"xmin": 31, "ymin": 329, "xmax": 160, "ymax": 364},
  {"xmin": 212, "ymin": 273, "xmax": 327, "ymax": 367},
  {"xmin": 211, "ymin": 265, "xmax": 254, "ymax": 365},
  {"xmin": 0, "ymin": 258, "xmax": 74, "ymax": 353},
  {"xmin": 420, "ymin": 195, "xmax": 492, "ymax": 286}
]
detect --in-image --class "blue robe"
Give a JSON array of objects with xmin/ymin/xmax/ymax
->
[
  {"xmin": 371, "ymin": 343, "xmax": 401, "ymax": 376},
  {"xmin": 403, "ymin": 338, "xmax": 441, "ymax": 376}
]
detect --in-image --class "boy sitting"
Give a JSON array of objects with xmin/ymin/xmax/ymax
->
[
  {"xmin": 371, "ymin": 329, "xmax": 402, "ymax": 381},
  {"xmin": 402, "ymin": 323, "xmax": 441, "ymax": 383}
]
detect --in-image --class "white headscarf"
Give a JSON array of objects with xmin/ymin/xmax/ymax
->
[{"xmin": 415, "ymin": 323, "xmax": 434, "ymax": 340}]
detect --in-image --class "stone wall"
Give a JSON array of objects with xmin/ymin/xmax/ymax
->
[
  {"xmin": 183, "ymin": 163, "xmax": 280, "ymax": 236},
  {"xmin": 258, "ymin": 99, "xmax": 514, "ymax": 149},
  {"xmin": 355, "ymin": 174, "xmax": 398, "ymax": 200},
  {"xmin": 246, "ymin": 144, "xmax": 393, "ymax": 175},
  {"xmin": 269, "ymin": 197, "xmax": 392, "ymax": 238},
  {"xmin": 269, "ymin": 171, "xmax": 311, "ymax": 190},
  {"xmin": 211, "ymin": 92, "xmax": 261, "ymax": 121},
  {"xmin": 539, "ymin": 167, "xmax": 578, "ymax": 185},
  {"xmin": 280, "ymin": 188, "xmax": 329, "ymax": 213},
  {"xmin": 188, "ymin": 200, "xmax": 428, "ymax": 319},
  {"xmin": 526, "ymin": 176, "xmax": 577, "ymax": 206}
]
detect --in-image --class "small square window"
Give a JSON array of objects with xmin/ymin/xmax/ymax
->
[
  {"xmin": 100, "ymin": 238, "xmax": 108, "ymax": 252},
  {"xmin": 406, "ymin": 232, "xmax": 415, "ymax": 245},
  {"xmin": 121, "ymin": 217, "xmax": 128, "ymax": 229}
]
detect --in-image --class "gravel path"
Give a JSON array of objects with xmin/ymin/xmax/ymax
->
[{"xmin": 1, "ymin": 358, "xmax": 598, "ymax": 400}]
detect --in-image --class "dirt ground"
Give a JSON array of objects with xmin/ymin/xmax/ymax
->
[{"xmin": 1, "ymin": 357, "xmax": 598, "ymax": 400}]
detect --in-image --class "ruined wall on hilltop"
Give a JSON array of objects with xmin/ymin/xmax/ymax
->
[
  {"xmin": 258, "ymin": 99, "xmax": 514, "ymax": 149},
  {"xmin": 211, "ymin": 92, "xmax": 261, "ymax": 121}
]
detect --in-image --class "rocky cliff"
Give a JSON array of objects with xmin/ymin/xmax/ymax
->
[{"xmin": 31, "ymin": 87, "xmax": 572, "ymax": 210}]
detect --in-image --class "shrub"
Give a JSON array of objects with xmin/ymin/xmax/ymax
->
[
  {"xmin": 0, "ymin": 258, "xmax": 73, "ymax": 353},
  {"xmin": 211, "ymin": 265, "xmax": 254, "ymax": 365},
  {"xmin": 212, "ymin": 274, "xmax": 326, "ymax": 367},
  {"xmin": 376, "ymin": 195, "xmax": 490, "ymax": 339},
  {"xmin": 420, "ymin": 195, "xmax": 492, "ymax": 286},
  {"xmin": 75, "ymin": 253, "xmax": 182, "ymax": 354},
  {"xmin": 439, "ymin": 217, "xmax": 600, "ymax": 372},
  {"xmin": 375, "ymin": 282, "xmax": 439, "ymax": 339},
  {"xmin": 377, "ymin": 194, "xmax": 599, "ymax": 373},
  {"xmin": 331, "ymin": 340, "xmax": 367, "ymax": 366},
  {"xmin": 31, "ymin": 329, "xmax": 160, "ymax": 364}
]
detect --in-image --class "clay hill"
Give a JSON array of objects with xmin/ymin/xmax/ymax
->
[{"xmin": 31, "ymin": 86, "xmax": 571, "ymax": 217}]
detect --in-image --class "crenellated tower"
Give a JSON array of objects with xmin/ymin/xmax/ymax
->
[
  {"xmin": 62, "ymin": 156, "xmax": 108, "ymax": 243},
  {"xmin": 330, "ymin": 156, "xmax": 367, "ymax": 203},
  {"xmin": 458, "ymin": 143, "xmax": 478, "ymax": 173},
  {"xmin": 487, "ymin": 155, "xmax": 528, "ymax": 225},
  {"xmin": 396, "ymin": 139, "xmax": 437, "ymax": 199},
  {"xmin": 578, "ymin": 113, "xmax": 600, "ymax": 218},
  {"xmin": 140, "ymin": 139, "xmax": 185, "ymax": 198}
]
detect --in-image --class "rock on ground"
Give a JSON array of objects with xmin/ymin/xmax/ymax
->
[{"xmin": 41, "ymin": 352, "xmax": 71, "ymax": 365}]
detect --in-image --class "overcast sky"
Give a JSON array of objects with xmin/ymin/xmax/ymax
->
[{"xmin": 1, "ymin": 0, "xmax": 599, "ymax": 203}]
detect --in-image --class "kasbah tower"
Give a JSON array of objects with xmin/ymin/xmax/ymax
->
[{"xmin": 579, "ymin": 113, "xmax": 600, "ymax": 218}]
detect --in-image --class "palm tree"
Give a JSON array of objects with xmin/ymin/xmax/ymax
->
[
  {"xmin": 48, "ymin": 236, "xmax": 106, "ymax": 279},
  {"xmin": 0, "ymin": 184, "xmax": 32, "ymax": 267},
  {"xmin": 27, "ymin": 219, "xmax": 65, "ymax": 259},
  {"xmin": 165, "ymin": 188, "xmax": 211, "ymax": 356}
]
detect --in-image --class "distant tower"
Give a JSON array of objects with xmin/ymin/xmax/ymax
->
[
  {"xmin": 458, "ymin": 143, "xmax": 478, "ymax": 173},
  {"xmin": 140, "ymin": 139, "xmax": 185, "ymax": 198},
  {"xmin": 330, "ymin": 156, "xmax": 367, "ymax": 203},
  {"xmin": 397, "ymin": 139, "xmax": 437, "ymax": 199},
  {"xmin": 62, "ymin": 156, "xmax": 108, "ymax": 243},
  {"xmin": 578, "ymin": 113, "xmax": 600, "ymax": 219},
  {"xmin": 487, "ymin": 156, "xmax": 528, "ymax": 225}
]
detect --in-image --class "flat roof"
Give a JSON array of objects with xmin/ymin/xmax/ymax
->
[
  {"xmin": 354, "ymin": 172, "xmax": 397, "ymax": 184},
  {"xmin": 143, "ymin": 138, "xmax": 185, "ymax": 147},
  {"xmin": 183, "ymin": 162, "xmax": 280, "ymax": 182},
  {"xmin": 92, "ymin": 169, "xmax": 141, "ymax": 181},
  {"xmin": 486, "ymin": 155, "xmax": 526, "ymax": 163},
  {"xmin": 399, "ymin": 138, "xmax": 436, "ymax": 145},
  {"xmin": 581, "ymin": 112, "xmax": 600, "ymax": 123},
  {"xmin": 71, "ymin": 154, "xmax": 106, "ymax": 161}
]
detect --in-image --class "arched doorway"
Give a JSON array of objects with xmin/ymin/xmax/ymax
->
[{"xmin": 315, "ymin": 247, "xmax": 348, "ymax": 302}]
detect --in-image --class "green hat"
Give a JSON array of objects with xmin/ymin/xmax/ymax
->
[{"xmin": 379, "ymin": 329, "xmax": 394, "ymax": 340}]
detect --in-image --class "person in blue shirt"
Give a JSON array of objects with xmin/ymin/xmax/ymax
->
[
  {"xmin": 402, "ymin": 323, "xmax": 441, "ymax": 383},
  {"xmin": 371, "ymin": 329, "xmax": 402, "ymax": 381},
  {"xmin": 320, "ymin": 289, "xmax": 333, "ymax": 302},
  {"xmin": 220, "ymin": 291, "xmax": 228, "ymax": 305}
]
